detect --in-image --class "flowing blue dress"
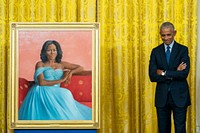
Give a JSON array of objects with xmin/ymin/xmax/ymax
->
[{"xmin": 19, "ymin": 67, "xmax": 92, "ymax": 120}]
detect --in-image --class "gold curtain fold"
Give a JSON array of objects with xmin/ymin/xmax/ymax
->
[
  {"xmin": 0, "ymin": 0, "xmax": 8, "ymax": 133},
  {"xmin": 0, "ymin": 0, "xmax": 197, "ymax": 133},
  {"xmin": 98, "ymin": 0, "xmax": 197, "ymax": 133}
]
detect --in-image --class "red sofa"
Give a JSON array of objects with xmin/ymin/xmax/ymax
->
[{"xmin": 18, "ymin": 71, "xmax": 92, "ymax": 109}]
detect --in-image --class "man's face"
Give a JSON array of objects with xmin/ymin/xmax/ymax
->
[{"xmin": 160, "ymin": 27, "xmax": 176, "ymax": 45}]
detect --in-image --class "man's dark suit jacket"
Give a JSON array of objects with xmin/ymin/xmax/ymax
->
[{"xmin": 149, "ymin": 41, "xmax": 191, "ymax": 108}]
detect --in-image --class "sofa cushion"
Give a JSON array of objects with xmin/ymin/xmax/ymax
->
[{"xmin": 61, "ymin": 75, "xmax": 92, "ymax": 102}]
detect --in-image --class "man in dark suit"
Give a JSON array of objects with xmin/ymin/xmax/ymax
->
[{"xmin": 149, "ymin": 22, "xmax": 191, "ymax": 133}]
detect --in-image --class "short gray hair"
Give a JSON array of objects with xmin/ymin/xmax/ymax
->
[{"xmin": 160, "ymin": 22, "xmax": 175, "ymax": 31}]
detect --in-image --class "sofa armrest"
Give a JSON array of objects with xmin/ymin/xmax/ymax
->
[
  {"xmin": 18, "ymin": 78, "xmax": 33, "ymax": 108},
  {"xmin": 73, "ymin": 70, "xmax": 92, "ymax": 76}
]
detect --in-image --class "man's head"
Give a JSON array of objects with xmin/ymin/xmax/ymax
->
[{"xmin": 160, "ymin": 22, "xmax": 176, "ymax": 45}]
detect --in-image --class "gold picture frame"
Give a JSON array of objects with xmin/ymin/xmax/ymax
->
[{"xmin": 9, "ymin": 22, "xmax": 100, "ymax": 129}]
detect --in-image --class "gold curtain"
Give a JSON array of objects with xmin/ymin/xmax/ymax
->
[
  {"xmin": 98, "ymin": 0, "xmax": 197, "ymax": 133},
  {"xmin": 0, "ymin": 0, "xmax": 196, "ymax": 133}
]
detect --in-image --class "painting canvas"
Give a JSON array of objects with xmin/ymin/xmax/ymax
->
[{"xmin": 9, "ymin": 22, "xmax": 100, "ymax": 129}]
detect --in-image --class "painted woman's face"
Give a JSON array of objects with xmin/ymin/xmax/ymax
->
[{"xmin": 46, "ymin": 44, "xmax": 57, "ymax": 60}]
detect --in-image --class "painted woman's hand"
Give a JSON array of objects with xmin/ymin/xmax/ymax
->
[{"xmin": 63, "ymin": 69, "xmax": 72, "ymax": 85}]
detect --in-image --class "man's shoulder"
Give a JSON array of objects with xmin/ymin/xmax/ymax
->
[
  {"xmin": 174, "ymin": 41, "xmax": 188, "ymax": 49},
  {"xmin": 152, "ymin": 43, "xmax": 164, "ymax": 51}
]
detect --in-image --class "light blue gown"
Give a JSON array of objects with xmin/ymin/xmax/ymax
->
[{"xmin": 19, "ymin": 67, "xmax": 92, "ymax": 120}]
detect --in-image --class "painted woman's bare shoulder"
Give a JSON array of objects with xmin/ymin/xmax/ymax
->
[
  {"xmin": 35, "ymin": 61, "xmax": 44, "ymax": 69},
  {"xmin": 60, "ymin": 61, "xmax": 69, "ymax": 65},
  {"xmin": 60, "ymin": 61, "xmax": 70, "ymax": 69}
]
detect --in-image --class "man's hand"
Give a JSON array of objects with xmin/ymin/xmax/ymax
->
[
  {"xmin": 177, "ymin": 62, "xmax": 187, "ymax": 71},
  {"xmin": 157, "ymin": 69, "xmax": 164, "ymax": 75}
]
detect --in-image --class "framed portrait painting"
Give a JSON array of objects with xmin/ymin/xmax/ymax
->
[{"xmin": 9, "ymin": 22, "xmax": 100, "ymax": 129}]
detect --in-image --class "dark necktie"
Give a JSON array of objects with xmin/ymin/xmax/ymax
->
[{"xmin": 166, "ymin": 46, "xmax": 170, "ymax": 64}]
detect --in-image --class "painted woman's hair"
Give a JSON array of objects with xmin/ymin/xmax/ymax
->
[{"xmin": 40, "ymin": 40, "xmax": 63, "ymax": 63}]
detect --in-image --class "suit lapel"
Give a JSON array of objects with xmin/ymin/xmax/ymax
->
[
  {"xmin": 159, "ymin": 42, "xmax": 179, "ymax": 68},
  {"xmin": 168, "ymin": 41, "xmax": 178, "ymax": 67},
  {"xmin": 159, "ymin": 44, "xmax": 169, "ymax": 67}
]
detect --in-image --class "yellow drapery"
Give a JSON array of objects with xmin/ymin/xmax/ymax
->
[{"xmin": 0, "ymin": 0, "xmax": 196, "ymax": 133}]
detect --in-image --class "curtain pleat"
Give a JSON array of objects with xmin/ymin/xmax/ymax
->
[
  {"xmin": 0, "ymin": 0, "xmax": 8, "ymax": 132},
  {"xmin": 0, "ymin": 0, "xmax": 197, "ymax": 133},
  {"xmin": 98, "ymin": 0, "xmax": 196, "ymax": 133},
  {"xmin": 60, "ymin": 0, "xmax": 78, "ymax": 22}
]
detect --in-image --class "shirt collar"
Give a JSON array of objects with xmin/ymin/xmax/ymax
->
[{"xmin": 164, "ymin": 40, "xmax": 174, "ymax": 50}]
